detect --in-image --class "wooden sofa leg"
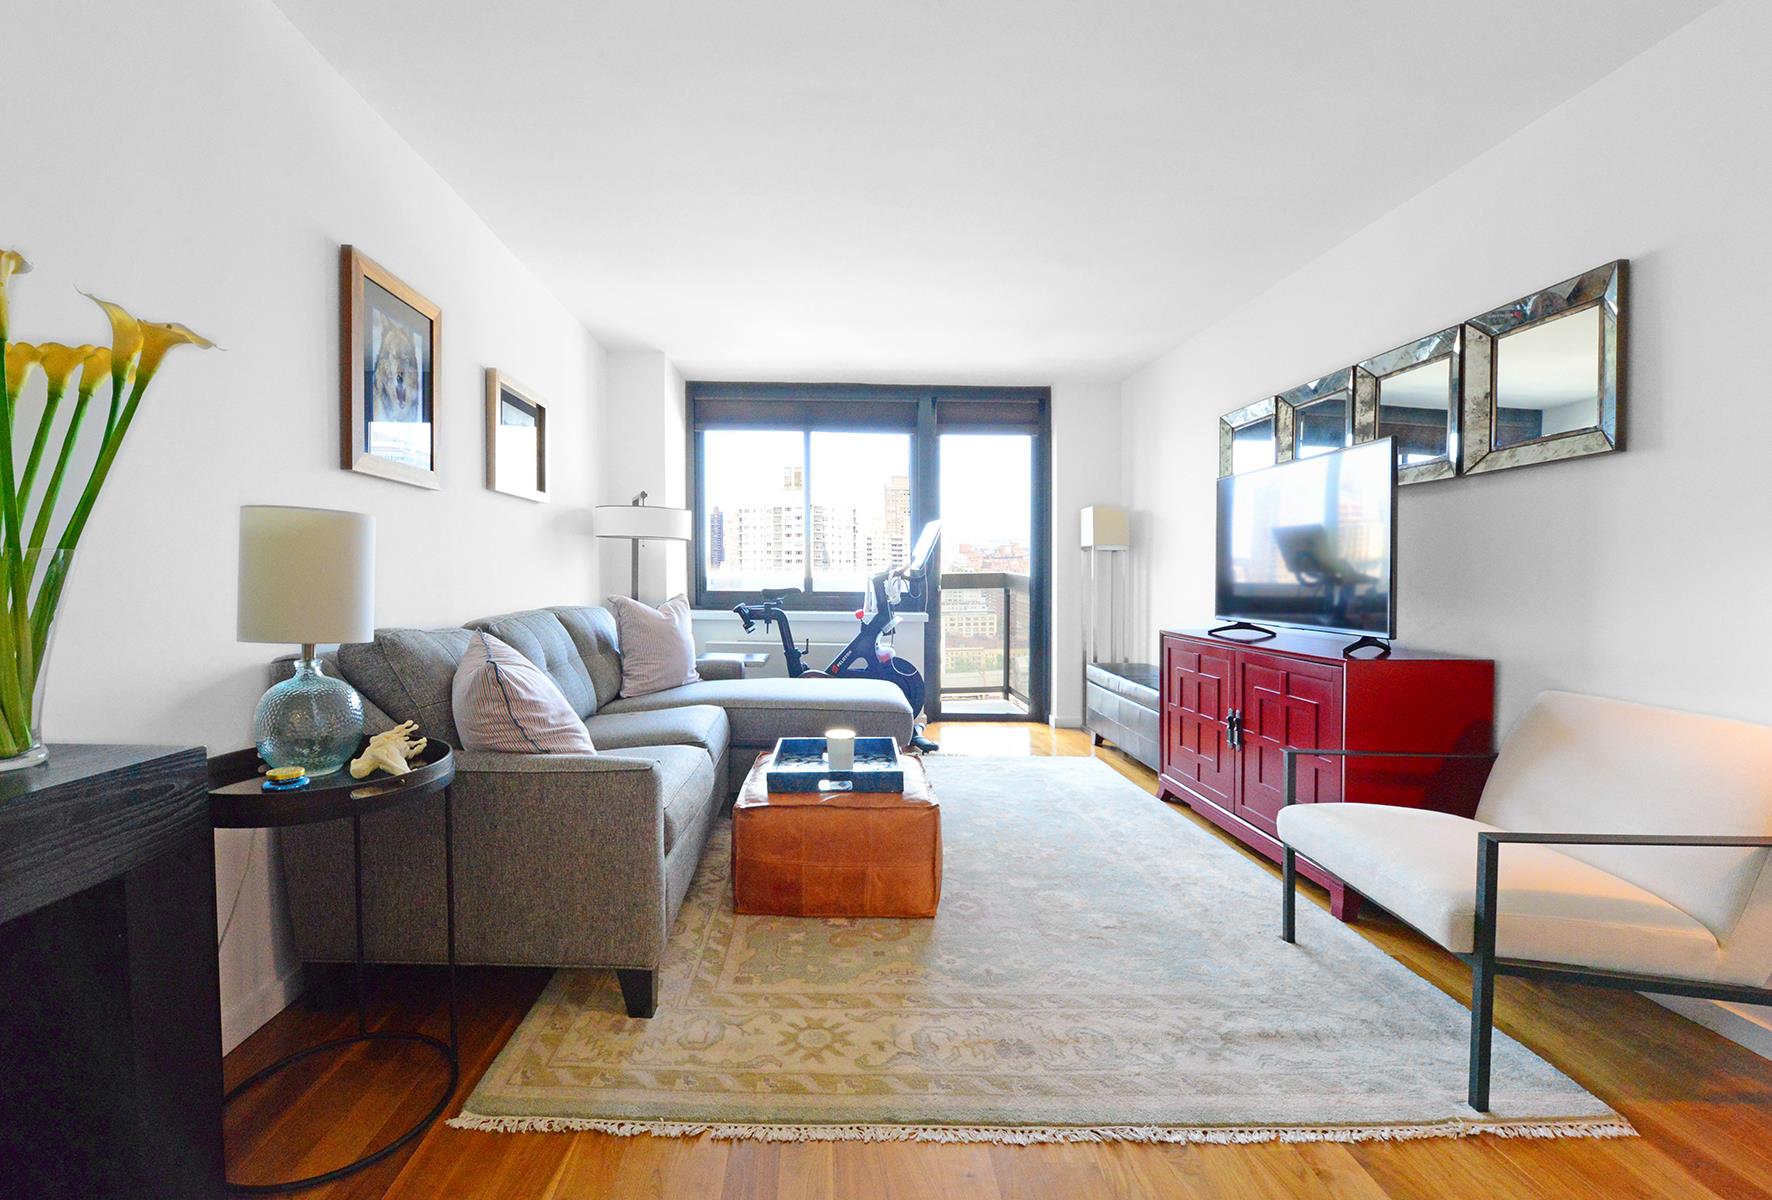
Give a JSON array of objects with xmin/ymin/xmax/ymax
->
[
  {"xmin": 616, "ymin": 968, "xmax": 657, "ymax": 1019},
  {"xmin": 1281, "ymin": 846, "xmax": 1297, "ymax": 944}
]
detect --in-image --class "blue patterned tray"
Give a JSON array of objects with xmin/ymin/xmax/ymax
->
[{"xmin": 766, "ymin": 736, "xmax": 904, "ymax": 793}]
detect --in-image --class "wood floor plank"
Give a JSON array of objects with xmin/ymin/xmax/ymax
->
[{"xmin": 219, "ymin": 722, "xmax": 1772, "ymax": 1200}]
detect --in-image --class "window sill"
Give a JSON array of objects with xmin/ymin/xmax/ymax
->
[{"xmin": 692, "ymin": 609, "xmax": 927, "ymax": 623}]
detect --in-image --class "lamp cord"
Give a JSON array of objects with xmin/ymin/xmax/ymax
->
[{"xmin": 217, "ymin": 828, "xmax": 260, "ymax": 950}]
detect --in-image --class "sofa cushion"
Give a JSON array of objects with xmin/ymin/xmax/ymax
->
[
  {"xmin": 606, "ymin": 744, "xmax": 718, "ymax": 855},
  {"xmin": 464, "ymin": 609, "xmax": 597, "ymax": 719},
  {"xmin": 547, "ymin": 606, "xmax": 623, "ymax": 712},
  {"xmin": 452, "ymin": 632, "xmax": 597, "ymax": 755},
  {"xmin": 337, "ymin": 627, "xmax": 476, "ymax": 747},
  {"xmin": 1476, "ymin": 691, "xmax": 1772, "ymax": 944},
  {"xmin": 600, "ymin": 677, "xmax": 913, "ymax": 748},
  {"xmin": 607, "ymin": 594, "xmax": 700, "ymax": 698},
  {"xmin": 585, "ymin": 704, "xmax": 728, "ymax": 764},
  {"xmin": 1278, "ymin": 803, "xmax": 1726, "ymax": 981}
]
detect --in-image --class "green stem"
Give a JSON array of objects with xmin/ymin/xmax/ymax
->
[
  {"xmin": 60, "ymin": 370, "xmax": 149, "ymax": 558},
  {"xmin": 16, "ymin": 380, "xmax": 62, "ymax": 517},
  {"xmin": 25, "ymin": 388, "xmax": 92, "ymax": 574}
]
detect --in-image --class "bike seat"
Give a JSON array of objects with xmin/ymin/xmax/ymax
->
[{"xmin": 760, "ymin": 587, "xmax": 802, "ymax": 602}]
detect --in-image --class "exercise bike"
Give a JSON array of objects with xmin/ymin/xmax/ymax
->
[{"xmin": 732, "ymin": 521, "xmax": 942, "ymax": 753}]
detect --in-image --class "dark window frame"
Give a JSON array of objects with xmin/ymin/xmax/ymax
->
[{"xmin": 687, "ymin": 381, "xmax": 1051, "ymax": 723}]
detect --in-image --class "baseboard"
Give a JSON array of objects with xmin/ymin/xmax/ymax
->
[
  {"xmin": 1649, "ymin": 993, "xmax": 1772, "ymax": 1060},
  {"xmin": 221, "ymin": 963, "xmax": 305, "ymax": 1055},
  {"xmin": 1050, "ymin": 715, "xmax": 1084, "ymax": 729}
]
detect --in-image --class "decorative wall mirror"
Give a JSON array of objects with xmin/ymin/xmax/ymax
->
[
  {"xmin": 1461, "ymin": 260, "xmax": 1624, "ymax": 475},
  {"xmin": 1353, "ymin": 327, "xmax": 1461, "ymax": 484},
  {"xmin": 1277, "ymin": 369, "xmax": 1354, "ymax": 463},
  {"xmin": 1217, "ymin": 398, "xmax": 1278, "ymax": 476}
]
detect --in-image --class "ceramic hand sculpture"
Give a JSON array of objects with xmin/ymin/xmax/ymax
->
[{"xmin": 348, "ymin": 721, "xmax": 428, "ymax": 779}]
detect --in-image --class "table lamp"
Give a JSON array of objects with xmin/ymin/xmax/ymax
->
[
  {"xmin": 238, "ymin": 506, "xmax": 376, "ymax": 774},
  {"xmin": 594, "ymin": 491, "xmax": 692, "ymax": 599}
]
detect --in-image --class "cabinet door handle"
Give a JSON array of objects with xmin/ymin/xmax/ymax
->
[{"xmin": 1225, "ymin": 708, "xmax": 1243, "ymax": 750}]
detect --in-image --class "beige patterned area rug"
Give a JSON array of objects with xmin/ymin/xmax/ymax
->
[{"xmin": 451, "ymin": 756, "xmax": 1631, "ymax": 1145}]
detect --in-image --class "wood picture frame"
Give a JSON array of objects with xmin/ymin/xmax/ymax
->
[
  {"xmin": 484, "ymin": 368, "xmax": 549, "ymax": 503},
  {"xmin": 341, "ymin": 245, "xmax": 442, "ymax": 489}
]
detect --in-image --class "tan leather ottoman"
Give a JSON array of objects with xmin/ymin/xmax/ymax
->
[{"xmin": 731, "ymin": 753, "xmax": 941, "ymax": 918}]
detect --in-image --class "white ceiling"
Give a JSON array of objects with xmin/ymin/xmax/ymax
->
[{"xmin": 274, "ymin": 0, "xmax": 1713, "ymax": 383}]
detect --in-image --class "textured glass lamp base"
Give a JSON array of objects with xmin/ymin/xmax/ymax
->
[{"xmin": 255, "ymin": 656, "xmax": 365, "ymax": 776}]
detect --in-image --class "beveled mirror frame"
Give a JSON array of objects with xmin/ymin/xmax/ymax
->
[
  {"xmin": 1353, "ymin": 327, "xmax": 1460, "ymax": 485},
  {"xmin": 1277, "ymin": 368, "xmax": 1354, "ymax": 463},
  {"xmin": 1217, "ymin": 397, "xmax": 1279, "ymax": 476},
  {"xmin": 1460, "ymin": 259, "xmax": 1625, "ymax": 476}
]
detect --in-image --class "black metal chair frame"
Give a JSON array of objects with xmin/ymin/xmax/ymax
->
[{"xmin": 1275, "ymin": 746, "xmax": 1772, "ymax": 1112}]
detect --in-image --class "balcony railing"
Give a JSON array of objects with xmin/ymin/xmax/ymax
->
[{"xmin": 938, "ymin": 571, "xmax": 1031, "ymax": 716}]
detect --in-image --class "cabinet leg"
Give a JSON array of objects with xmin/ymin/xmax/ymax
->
[
  {"xmin": 616, "ymin": 968, "xmax": 657, "ymax": 1019},
  {"xmin": 1328, "ymin": 886, "xmax": 1363, "ymax": 924}
]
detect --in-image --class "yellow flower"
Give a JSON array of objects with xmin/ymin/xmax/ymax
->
[
  {"xmin": 136, "ymin": 319, "xmax": 217, "ymax": 380},
  {"xmin": 76, "ymin": 346, "xmax": 112, "ymax": 395},
  {"xmin": 0, "ymin": 249, "xmax": 30, "ymax": 340},
  {"xmin": 80, "ymin": 291, "xmax": 144, "ymax": 375},
  {"xmin": 35, "ymin": 343, "xmax": 89, "ymax": 393},
  {"xmin": 5, "ymin": 343, "xmax": 38, "ymax": 399}
]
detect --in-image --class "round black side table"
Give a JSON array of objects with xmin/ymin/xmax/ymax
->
[{"xmin": 209, "ymin": 741, "xmax": 457, "ymax": 1195}]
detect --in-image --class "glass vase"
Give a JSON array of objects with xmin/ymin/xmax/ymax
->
[{"xmin": 0, "ymin": 548, "xmax": 74, "ymax": 772}]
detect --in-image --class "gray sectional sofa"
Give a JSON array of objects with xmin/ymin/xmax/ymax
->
[{"xmin": 277, "ymin": 603, "xmax": 913, "ymax": 1016}]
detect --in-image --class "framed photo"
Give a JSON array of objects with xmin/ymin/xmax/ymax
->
[
  {"xmin": 484, "ymin": 369, "xmax": 549, "ymax": 502},
  {"xmin": 341, "ymin": 246, "xmax": 441, "ymax": 488}
]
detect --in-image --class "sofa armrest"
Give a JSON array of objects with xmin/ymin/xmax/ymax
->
[
  {"xmin": 1282, "ymin": 747, "xmax": 1497, "ymax": 808},
  {"xmin": 695, "ymin": 656, "xmax": 746, "ymax": 681}
]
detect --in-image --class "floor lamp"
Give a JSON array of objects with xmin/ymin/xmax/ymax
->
[
  {"xmin": 594, "ymin": 492, "xmax": 692, "ymax": 600},
  {"xmin": 1081, "ymin": 505, "xmax": 1130, "ymax": 668}
]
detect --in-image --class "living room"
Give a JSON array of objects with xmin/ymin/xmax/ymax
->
[{"xmin": 6, "ymin": 1, "xmax": 1771, "ymax": 1197}]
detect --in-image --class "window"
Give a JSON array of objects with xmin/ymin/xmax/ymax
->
[{"xmin": 699, "ymin": 427, "xmax": 912, "ymax": 604}]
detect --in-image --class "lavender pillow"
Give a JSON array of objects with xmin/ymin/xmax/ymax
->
[
  {"xmin": 451, "ymin": 631, "xmax": 596, "ymax": 754},
  {"xmin": 609, "ymin": 594, "xmax": 701, "ymax": 698}
]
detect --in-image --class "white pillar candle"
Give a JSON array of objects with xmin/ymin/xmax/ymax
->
[{"xmin": 826, "ymin": 728, "xmax": 856, "ymax": 771}]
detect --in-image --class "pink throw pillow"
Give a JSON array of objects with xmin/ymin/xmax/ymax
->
[
  {"xmin": 608, "ymin": 594, "xmax": 701, "ymax": 698},
  {"xmin": 452, "ymin": 631, "xmax": 597, "ymax": 753}
]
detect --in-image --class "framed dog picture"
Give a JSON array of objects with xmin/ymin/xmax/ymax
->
[
  {"xmin": 484, "ymin": 369, "xmax": 549, "ymax": 502},
  {"xmin": 341, "ymin": 246, "xmax": 441, "ymax": 488}
]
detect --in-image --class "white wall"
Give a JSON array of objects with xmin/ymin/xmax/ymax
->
[
  {"xmin": 1123, "ymin": 0, "xmax": 1772, "ymax": 731},
  {"xmin": 1119, "ymin": 0, "xmax": 1772, "ymax": 1043},
  {"xmin": 1050, "ymin": 382, "xmax": 1125, "ymax": 726},
  {"xmin": 599, "ymin": 350, "xmax": 690, "ymax": 602},
  {"xmin": 10, "ymin": 0, "xmax": 607, "ymax": 1050}
]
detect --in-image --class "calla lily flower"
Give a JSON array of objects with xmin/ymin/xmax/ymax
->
[
  {"xmin": 34, "ymin": 344, "xmax": 88, "ymax": 392},
  {"xmin": 80, "ymin": 291, "xmax": 144, "ymax": 380},
  {"xmin": 4, "ymin": 343, "xmax": 38, "ymax": 400},
  {"xmin": 76, "ymin": 346, "xmax": 112, "ymax": 396},
  {"xmin": 135, "ymin": 320, "xmax": 217, "ymax": 381},
  {"xmin": 0, "ymin": 250, "xmax": 30, "ymax": 340}
]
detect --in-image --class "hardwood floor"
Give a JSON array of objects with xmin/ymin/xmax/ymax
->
[{"xmin": 223, "ymin": 723, "xmax": 1772, "ymax": 1199}]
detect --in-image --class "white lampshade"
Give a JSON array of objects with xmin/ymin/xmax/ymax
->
[
  {"xmin": 594, "ymin": 503, "xmax": 692, "ymax": 540},
  {"xmin": 238, "ymin": 506, "xmax": 376, "ymax": 645},
  {"xmin": 1080, "ymin": 505, "xmax": 1129, "ymax": 550}
]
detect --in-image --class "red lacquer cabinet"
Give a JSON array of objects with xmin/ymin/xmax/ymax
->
[{"xmin": 1159, "ymin": 629, "xmax": 1495, "ymax": 920}]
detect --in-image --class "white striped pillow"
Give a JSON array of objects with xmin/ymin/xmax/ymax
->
[{"xmin": 451, "ymin": 631, "xmax": 596, "ymax": 754}]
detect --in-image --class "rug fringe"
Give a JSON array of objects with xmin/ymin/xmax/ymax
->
[{"xmin": 444, "ymin": 1113, "xmax": 1637, "ymax": 1145}]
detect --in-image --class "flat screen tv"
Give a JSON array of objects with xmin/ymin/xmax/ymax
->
[{"xmin": 1214, "ymin": 438, "xmax": 1396, "ymax": 639}]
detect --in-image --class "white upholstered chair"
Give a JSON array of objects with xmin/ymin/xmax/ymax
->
[{"xmin": 1276, "ymin": 690, "xmax": 1772, "ymax": 1110}]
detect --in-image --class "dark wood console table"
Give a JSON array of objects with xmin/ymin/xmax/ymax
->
[
  {"xmin": 1159, "ymin": 629, "xmax": 1495, "ymax": 920},
  {"xmin": 0, "ymin": 744, "xmax": 221, "ymax": 1200}
]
